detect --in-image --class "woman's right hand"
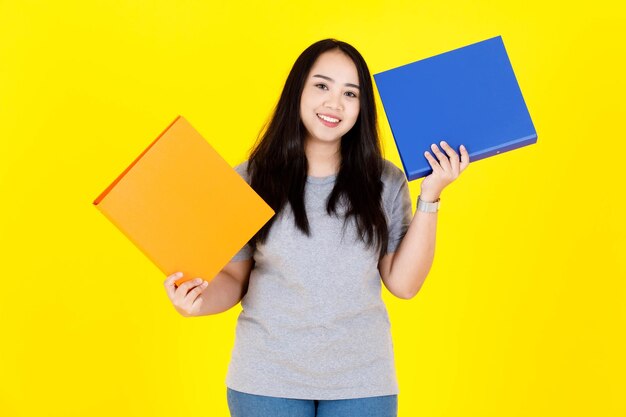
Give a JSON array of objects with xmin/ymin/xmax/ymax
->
[{"xmin": 163, "ymin": 272, "xmax": 209, "ymax": 317}]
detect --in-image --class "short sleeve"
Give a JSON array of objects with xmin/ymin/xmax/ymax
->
[
  {"xmin": 386, "ymin": 171, "xmax": 413, "ymax": 254},
  {"xmin": 230, "ymin": 242, "xmax": 253, "ymax": 262},
  {"xmin": 228, "ymin": 161, "xmax": 254, "ymax": 262}
]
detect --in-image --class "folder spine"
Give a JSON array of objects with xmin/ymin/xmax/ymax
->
[{"xmin": 406, "ymin": 133, "xmax": 538, "ymax": 181}]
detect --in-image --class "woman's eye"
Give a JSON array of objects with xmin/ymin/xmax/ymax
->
[{"xmin": 314, "ymin": 83, "xmax": 357, "ymax": 98}]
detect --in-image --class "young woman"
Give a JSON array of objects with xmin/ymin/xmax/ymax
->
[{"xmin": 164, "ymin": 38, "xmax": 470, "ymax": 417}]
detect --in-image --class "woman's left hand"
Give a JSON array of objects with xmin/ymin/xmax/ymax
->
[{"xmin": 420, "ymin": 140, "xmax": 470, "ymax": 202}]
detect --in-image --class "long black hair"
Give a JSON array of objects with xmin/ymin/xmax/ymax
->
[{"xmin": 245, "ymin": 38, "xmax": 389, "ymax": 261}]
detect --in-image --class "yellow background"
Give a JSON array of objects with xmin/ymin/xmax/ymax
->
[{"xmin": 1, "ymin": 1, "xmax": 624, "ymax": 416}]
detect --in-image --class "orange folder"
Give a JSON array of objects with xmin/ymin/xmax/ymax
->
[{"xmin": 93, "ymin": 115, "xmax": 274, "ymax": 287}]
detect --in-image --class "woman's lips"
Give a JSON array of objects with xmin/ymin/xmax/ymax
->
[{"xmin": 317, "ymin": 113, "xmax": 340, "ymax": 127}]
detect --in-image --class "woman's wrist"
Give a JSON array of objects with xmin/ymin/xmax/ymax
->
[
  {"xmin": 416, "ymin": 194, "xmax": 441, "ymax": 213},
  {"xmin": 419, "ymin": 191, "xmax": 441, "ymax": 203}
]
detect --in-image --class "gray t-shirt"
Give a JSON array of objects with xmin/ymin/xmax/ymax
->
[{"xmin": 225, "ymin": 159, "xmax": 413, "ymax": 400}]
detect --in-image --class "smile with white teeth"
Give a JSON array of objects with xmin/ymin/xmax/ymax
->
[{"xmin": 317, "ymin": 114, "xmax": 340, "ymax": 123}]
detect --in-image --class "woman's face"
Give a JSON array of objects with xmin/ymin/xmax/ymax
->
[{"xmin": 299, "ymin": 49, "xmax": 361, "ymax": 146}]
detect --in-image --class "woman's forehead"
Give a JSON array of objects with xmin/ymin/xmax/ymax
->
[{"xmin": 308, "ymin": 50, "xmax": 359, "ymax": 85}]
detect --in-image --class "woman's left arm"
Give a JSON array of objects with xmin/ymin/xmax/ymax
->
[{"xmin": 380, "ymin": 140, "xmax": 470, "ymax": 299}]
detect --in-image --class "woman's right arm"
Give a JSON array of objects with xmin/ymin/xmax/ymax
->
[
  {"xmin": 163, "ymin": 259, "xmax": 253, "ymax": 317},
  {"xmin": 196, "ymin": 259, "xmax": 254, "ymax": 316}
]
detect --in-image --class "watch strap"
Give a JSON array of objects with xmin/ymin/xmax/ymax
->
[{"xmin": 417, "ymin": 195, "xmax": 440, "ymax": 213}]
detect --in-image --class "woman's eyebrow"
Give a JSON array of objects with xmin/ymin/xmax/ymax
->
[{"xmin": 312, "ymin": 74, "xmax": 360, "ymax": 89}]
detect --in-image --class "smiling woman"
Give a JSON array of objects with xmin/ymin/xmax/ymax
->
[
  {"xmin": 162, "ymin": 38, "xmax": 468, "ymax": 417},
  {"xmin": 221, "ymin": 39, "xmax": 406, "ymax": 417}
]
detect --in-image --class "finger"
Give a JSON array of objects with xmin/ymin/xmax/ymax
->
[
  {"xmin": 439, "ymin": 141, "xmax": 459, "ymax": 161},
  {"xmin": 183, "ymin": 280, "xmax": 208, "ymax": 307},
  {"xmin": 174, "ymin": 278, "xmax": 204, "ymax": 305},
  {"xmin": 430, "ymin": 143, "xmax": 452, "ymax": 172},
  {"xmin": 164, "ymin": 272, "xmax": 183, "ymax": 286},
  {"xmin": 164, "ymin": 272, "xmax": 183, "ymax": 300},
  {"xmin": 423, "ymin": 151, "xmax": 443, "ymax": 174},
  {"xmin": 459, "ymin": 144, "xmax": 470, "ymax": 172},
  {"xmin": 439, "ymin": 141, "xmax": 460, "ymax": 177},
  {"xmin": 191, "ymin": 294, "xmax": 205, "ymax": 314}
]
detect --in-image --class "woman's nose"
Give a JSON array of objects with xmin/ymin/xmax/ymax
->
[{"xmin": 324, "ymin": 94, "xmax": 343, "ymax": 111}]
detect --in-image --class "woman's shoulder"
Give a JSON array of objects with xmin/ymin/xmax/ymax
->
[
  {"xmin": 233, "ymin": 159, "xmax": 249, "ymax": 172},
  {"xmin": 233, "ymin": 160, "xmax": 250, "ymax": 183},
  {"xmin": 380, "ymin": 159, "xmax": 409, "ymax": 207},
  {"xmin": 381, "ymin": 159, "xmax": 407, "ymax": 186}
]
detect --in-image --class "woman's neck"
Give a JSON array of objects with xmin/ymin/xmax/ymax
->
[{"xmin": 304, "ymin": 137, "xmax": 341, "ymax": 177}]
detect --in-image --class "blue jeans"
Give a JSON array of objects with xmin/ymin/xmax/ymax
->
[{"xmin": 227, "ymin": 387, "xmax": 398, "ymax": 417}]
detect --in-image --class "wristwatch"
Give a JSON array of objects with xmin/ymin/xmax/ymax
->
[{"xmin": 417, "ymin": 195, "xmax": 440, "ymax": 213}]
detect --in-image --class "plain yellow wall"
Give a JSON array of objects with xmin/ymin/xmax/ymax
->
[{"xmin": 1, "ymin": 1, "xmax": 624, "ymax": 416}]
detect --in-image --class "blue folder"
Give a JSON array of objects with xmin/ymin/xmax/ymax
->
[{"xmin": 374, "ymin": 35, "xmax": 537, "ymax": 181}]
